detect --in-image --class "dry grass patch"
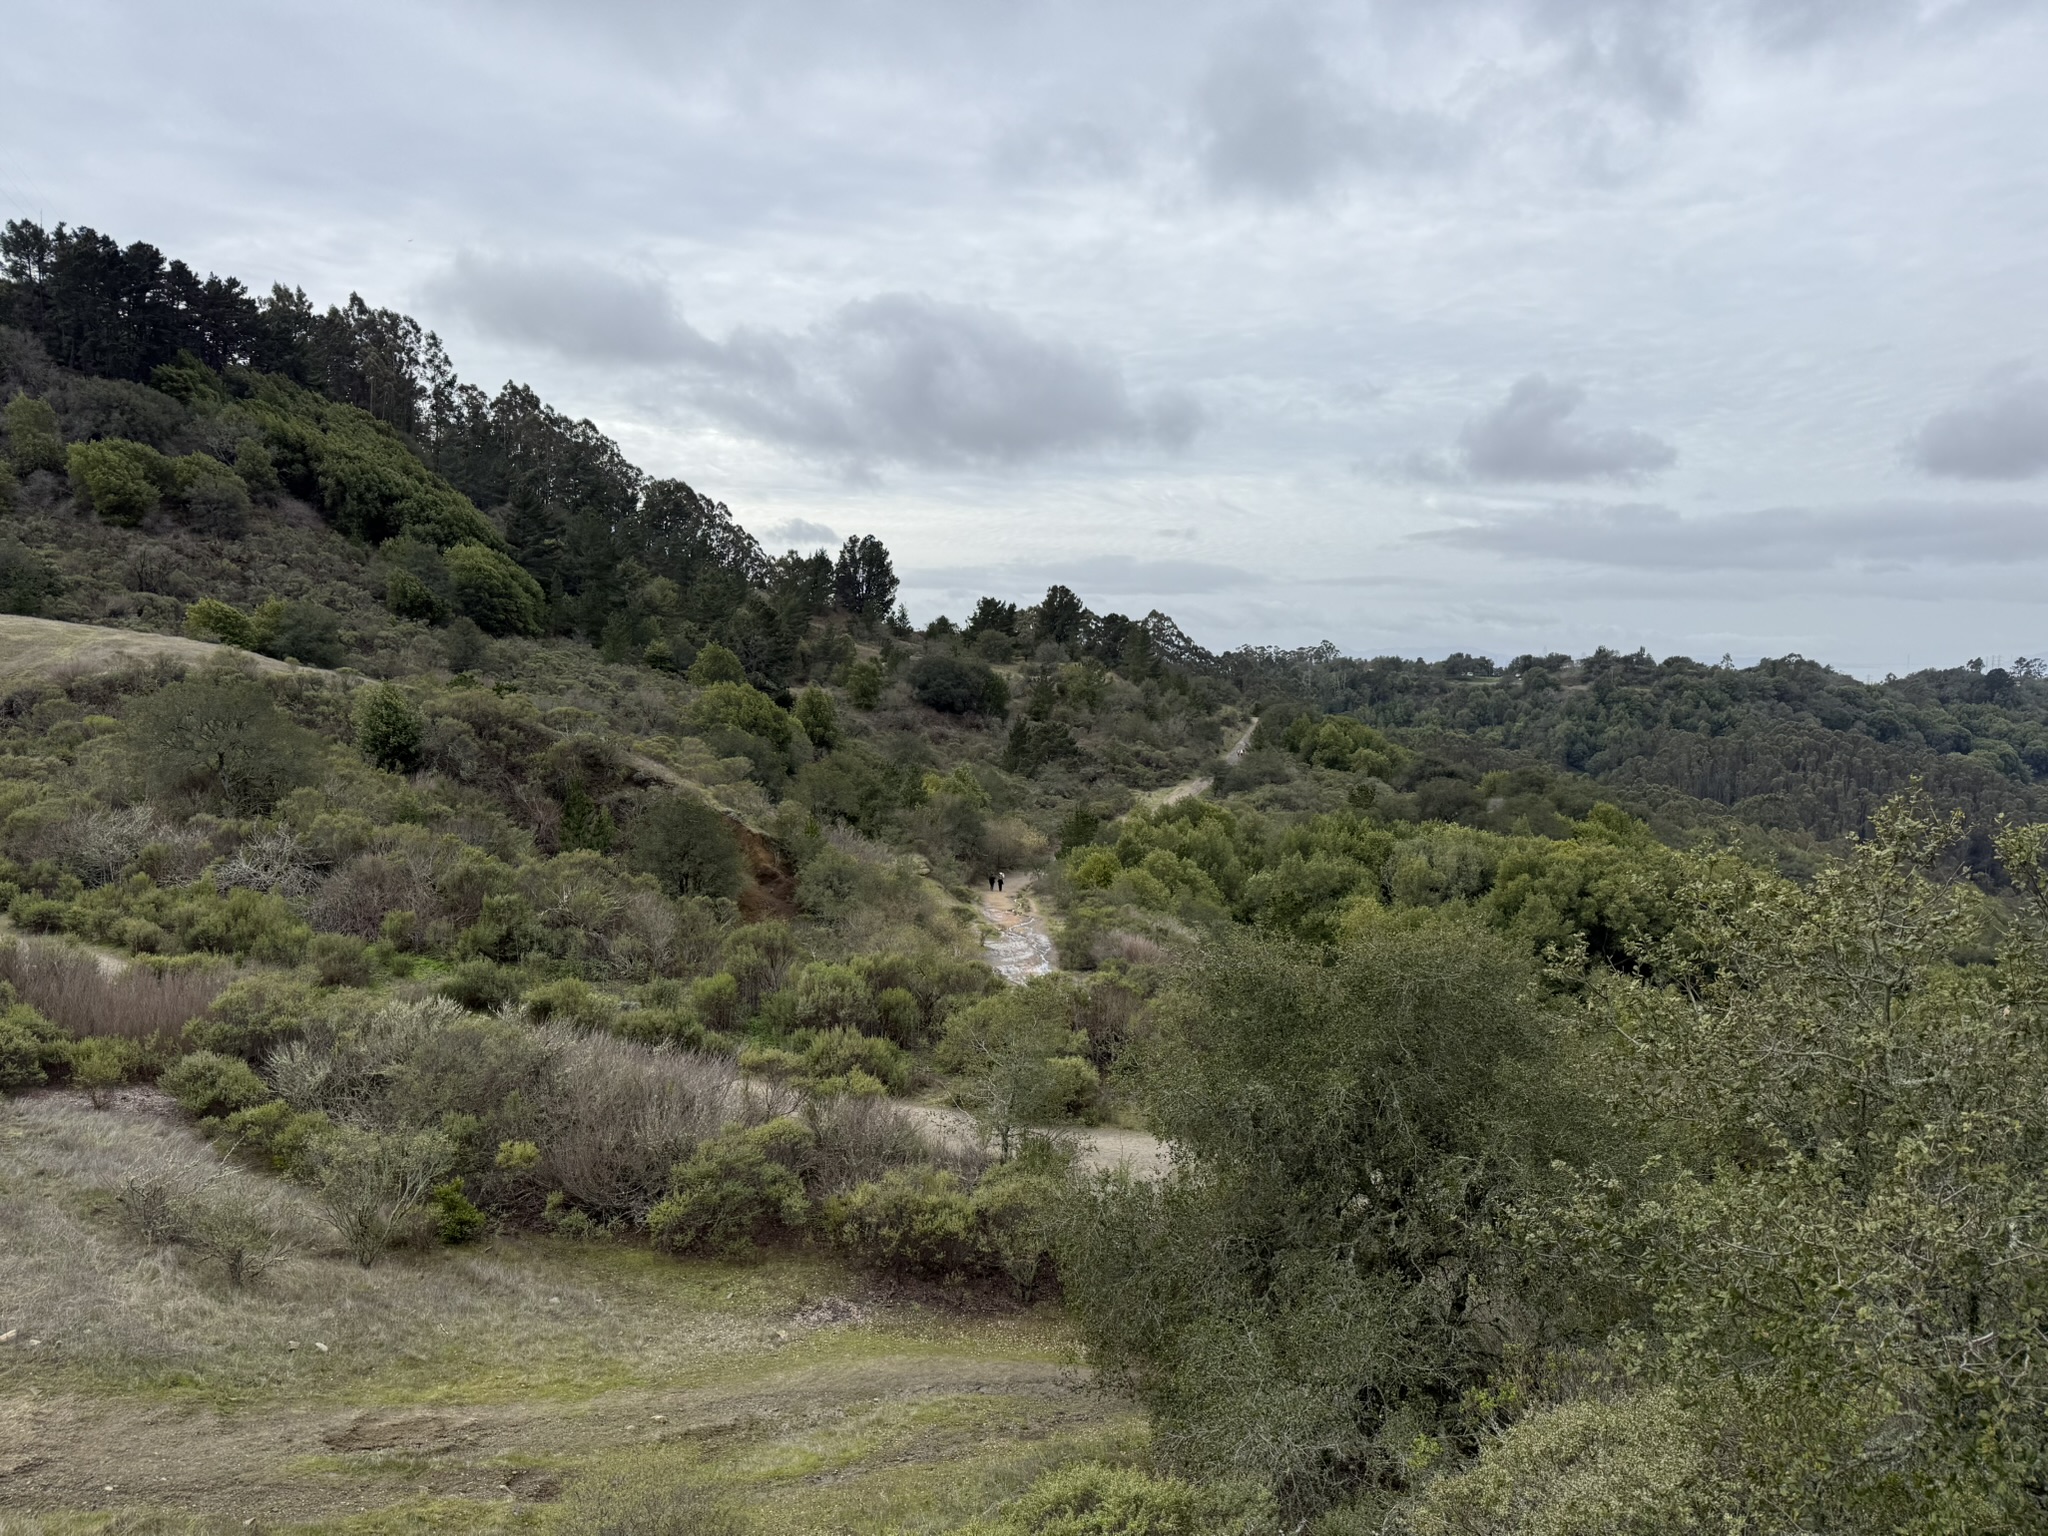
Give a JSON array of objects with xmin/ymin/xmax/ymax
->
[
  {"xmin": 0, "ymin": 938, "xmax": 230, "ymax": 1041},
  {"xmin": 0, "ymin": 1092, "xmax": 1136, "ymax": 1534}
]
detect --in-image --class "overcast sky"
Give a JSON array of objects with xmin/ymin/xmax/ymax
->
[{"xmin": 6, "ymin": 0, "xmax": 2048, "ymax": 673}]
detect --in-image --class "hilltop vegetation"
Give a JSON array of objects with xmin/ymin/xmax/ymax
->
[{"xmin": 2, "ymin": 219, "xmax": 2046, "ymax": 1533}]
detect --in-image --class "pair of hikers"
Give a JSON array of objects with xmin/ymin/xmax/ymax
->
[{"xmin": 987, "ymin": 871, "xmax": 1005, "ymax": 893}]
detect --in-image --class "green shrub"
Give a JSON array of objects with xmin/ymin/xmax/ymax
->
[
  {"xmin": 185, "ymin": 597, "xmax": 257, "ymax": 648},
  {"xmin": 968, "ymin": 1462, "xmax": 1278, "ymax": 1536},
  {"xmin": 1402, "ymin": 1392, "xmax": 1714, "ymax": 1536},
  {"xmin": 306, "ymin": 933, "xmax": 374, "ymax": 987},
  {"xmin": 825, "ymin": 1168, "xmax": 983, "ymax": 1283},
  {"xmin": 646, "ymin": 1117, "xmax": 813, "ymax": 1257},
  {"xmin": 689, "ymin": 681, "xmax": 795, "ymax": 747},
  {"xmin": 0, "ymin": 993, "xmax": 68, "ymax": 1091},
  {"xmin": 186, "ymin": 975, "xmax": 323, "ymax": 1059},
  {"xmin": 261, "ymin": 600, "xmax": 345, "ymax": 667},
  {"xmin": 218, "ymin": 1098, "xmax": 331, "ymax": 1174},
  {"xmin": 793, "ymin": 687, "xmax": 839, "ymax": 747},
  {"xmin": 234, "ymin": 438, "xmax": 282, "ymax": 501},
  {"xmin": 3, "ymin": 393, "xmax": 66, "ymax": 476},
  {"xmin": 844, "ymin": 657, "xmax": 885, "ymax": 709},
  {"xmin": 908, "ymin": 654, "xmax": 1009, "ymax": 716},
  {"xmin": 170, "ymin": 451, "xmax": 251, "ymax": 533},
  {"xmin": 181, "ymin": 886, "xmax": 312, "ymax": 964},
  {"xmin": 431, "ymin": 1177, "xmax": 489, "ymax": 1244},
  {"xmin": 445, "ymin": 540, "xmax": 545, "ymax": 636},
  {"xmin": 440, "ymin": 959, "xmax": 523, "ymax": 1012},
  {"xmin": 687, "ymin": 642, "xmax": 747, "ymax": 685},
  {"xmin": 160, "ymin": 1049, "xmax": 272, "ymax": 1119},
  {"xmin": 790, "ymin": 961, "xmax": 876, "ymax": 1033},
  {"xmin": 524, "ymin": 977, "xmax": 620, "ymax": 1033},
  {"xmin": 386, "ymin": 565, "xmax": 443, "ymax": 621},
  {"xmin": 354, "ymin": 682, "xmax": 424, "ymax": 773},
  {"xmin": 971, "ymin": 1154, "xmax": 1069, "ymax": 1302},
  {"xmin": 625, "ymin": 795, "xmax": 743, "ymax": 899},
  {"xmin": 0, "ymin": 534, "xmax": 55, "ymax": 614},
  {"xmin": 67, "ymin": 438, "xmax": 172, "ymax": 525},
  {"xmin": 799, "ymin": 1027, "xmax": 910, "ymax": 1092},
  {"xmin": 69, "ymin": 1036, "xmax": 147, "ymax": 1108},
  {"xmin": 125, "ymin": 672, "xmax": 320, "ymax": 814},
  {"xmin": 691, "ymin": 972, "xmax": 743, "ymax": 1033}
]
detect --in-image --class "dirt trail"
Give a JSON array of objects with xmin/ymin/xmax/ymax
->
[
  {"xmin": 1143, "ymin": 720, "xmax": 1256, "ymax": 809},
  {"xmin": 976, "ymin": 872, "xmax": 1057, "ymax": 983},
  {"xmin": 966, "ymin": 876, "xmax": 1171, "ymax": 1178}
]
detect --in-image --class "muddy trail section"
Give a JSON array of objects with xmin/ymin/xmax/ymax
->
[{"xmin": 976, "ymin": 872, "xmax": 1058, "ymax": 984}]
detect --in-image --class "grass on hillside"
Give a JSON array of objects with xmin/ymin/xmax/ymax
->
[{"xmin": 0, "ymin": 1090, "xmax": 1144, "ymax": 1535}]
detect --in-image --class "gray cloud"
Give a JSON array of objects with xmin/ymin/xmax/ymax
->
[
  {"xmin": 1419, "ymin": 499, "xmax": 2048, "ymax": 570},
  {"xmin": 1909, "ymin": 372, "xmax": 2048, "ymax": 480},
  {"xmin": 703, "ymin": 294, "xmax": 1202, "ymax": 465},
  {"xmin": 912, "ymin": 555, "xmax": 1263, "ymax": 599},
  {"xmin": 1190, "ymin": 14, "xmax": 1460, "ymax": 198},
  {"xmin": 425, "ymin": 253, "xmax": 712, "ymax": 366},
  {"xmin": 1409, "ymin": 375, "xmax": 1677, "ymax": 483},
  {"xmin": 756, "ymin": 517, "xmax": 837, "ymax": 548},
  {"xmin": 437, "ymin": 255, "xmax": 1197, "ymax": 468}
]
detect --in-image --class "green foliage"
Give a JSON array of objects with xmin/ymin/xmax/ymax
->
[
  {"xmin": 1401, "ymin": 1392, "xmax": 1715, "ymax": 1536},
  {"xmin": 4, "ymin": 392, "xmax": 67, "ymax": 476},
  {"xmin": 845, "ymin": 657, "xmax": 885, "ymax": 709},
  {"xmin": 354, "ymin": 682, "xmax": 424, "ymax": 772},
  {"xmin": 0, "ymin": 533, "xmax": 56, "ymax": 614},
  {"xmin": 124, "ymin": 671, "xmax": 320, "ymax": 813},
  {"xmin": 159, "ymin": 1049, "xmax": 272, "ymax": 1119},
  {"xmin": 626, "ymin": 794, "xmax": 743, "ymax": 898},
  {"xmin": 646, "ymin": 1117, "xmax": 813, "ymax": 1256},
  {"xmin": 0, "ymin": 991, "xmax": 68, "ymax": 1090},
  {"xmin": 430, "ymin": 1177, "xmax": 488, "ymax": 1244},
  {"xmin": 218, "ymin": 1098, "xmax": 332, "ymax": 1175},
  {"xmin": 909, "ymin": 653, "xmax": 1010, "ymax": 716},
  {"xmin": 184, "ymin": 596, "xmax": 257, "ymax": 647},
  {"xmin": 965, "ymin": 1462, "xmax": 1278, "ymax": 1536},
  {"xmin": 1059, "ymin": 917, "xmax": 1550, "ymax": 1513},
  {"xmin": 256, "ymin": 386, "xmax": 503, "ymax": 549},
  {"xmin": 444, "ymin": 539, "xmax": 546, "ymax": 635},
  {"xmin": 67, "ymin": 437, "xmax": 169, "ymax": 524},
  {"xmin": 794, "ymin": 686, "xmax": 840, "ymax": 747},
  {"xmin": 940, "ymin": 979, "xmax": 1097, "ymax": 1155},
  {"xmin": 68, "ymin": 1035, "xmax": 145, "ymax": 1107},
  {"xmin": 690, "ymin": 680, "xmax": 796, "ymax": 747},
  {"xmin": 1549, "ymin": 794, "xmax": 2048, "ymax": 1531},
  {"xmin": 186, "ymin": 975, "xmax": 322, "ymax": 1060},
  {"xmin": 688, "ymin": 641, "xmax": 747, "ymax": 685},
  {"xmin": 825, "ymin": 1168, "xmax": 983, "ymax": 1282},
  {"xmin": 560, "ymin": 781, "xmax": 617, "ymax": 852}
]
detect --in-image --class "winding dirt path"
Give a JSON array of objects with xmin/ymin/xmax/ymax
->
[
  {"xmin": 1142, "ymin": 720, "xmax": 1256, "ymax": 809},
  {"xmin": 964, "ymin": 877, "xmax": 1171, "ymax": 1177}
]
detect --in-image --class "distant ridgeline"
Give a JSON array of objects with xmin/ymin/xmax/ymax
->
[{"xmin": 4, "ymin": 217, "xmax": 2048, "ymax": 849}]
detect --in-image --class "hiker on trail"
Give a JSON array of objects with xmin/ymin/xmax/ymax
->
[
  {"xmin": 997, "ymin": 872, "xmax": 1005, "ymax": 892},
  {"xmin": 988, "ymin": 873, "xmax": 997, "ymax": 891}
]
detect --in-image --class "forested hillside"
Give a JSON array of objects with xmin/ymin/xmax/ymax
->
[{"xmin": 2, "ymin": 219, "xmax": 2045, "ymax": 1534}]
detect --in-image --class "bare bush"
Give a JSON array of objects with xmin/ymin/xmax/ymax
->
[
  {"xmin": 0, "ymin": 937, "xmax": 229, "ymax": 1040},
  {"xmin": 308, "ymin": 848, "xmax": 440, "ymax": 938},
  {"xmin": 211, "ymin": 826, "xmax": 317, "ymax": 900},
  {"xmin": 306, "ymin": 1124, "xmax": 454, "ymax": 1267},
  {"xmin": 536, "ymin": 1029, "xmax": 741, "ymax": 1220},
  {"xmin": 803, "ymin": 1093, "xmax": 970, "ymax": 1194},
  {"xmin": 118, "ymin": 1152, "xmax": 301, "ymax": 1285}
]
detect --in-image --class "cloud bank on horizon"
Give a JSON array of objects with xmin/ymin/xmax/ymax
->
[{"xmin": 3, "ymin": 0, "xmax": 2046, "ymax": 673}]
